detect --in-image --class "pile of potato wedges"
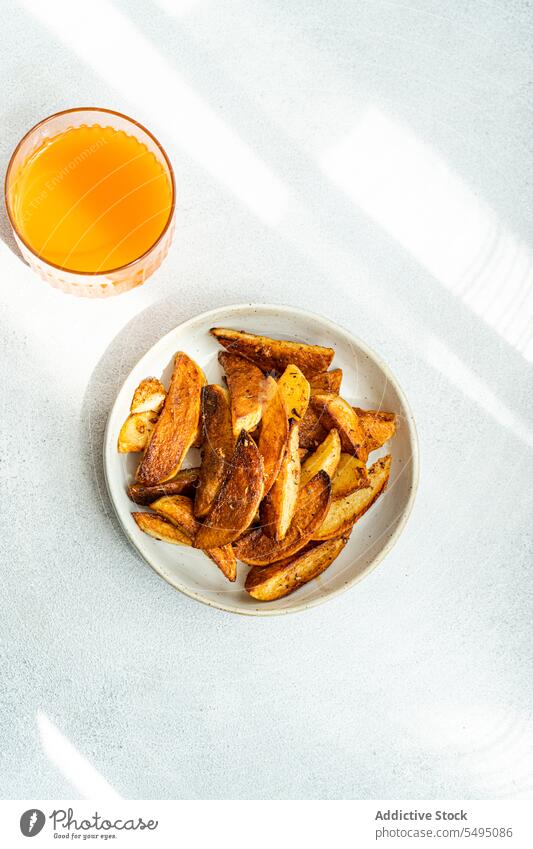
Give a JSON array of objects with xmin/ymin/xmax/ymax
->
[{"xmin": 118, "ymin": 328, "xmax": 396, "ymax": 601}]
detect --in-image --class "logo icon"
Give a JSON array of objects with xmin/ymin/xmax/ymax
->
[{"xmin": 20, "ymin": 810, "xmax": 45, "ymax": 837}]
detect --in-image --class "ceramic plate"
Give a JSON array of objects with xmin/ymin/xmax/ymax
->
[{"xmin": 104, "ymin": 303, "xmax": 419, "ymax": 615}]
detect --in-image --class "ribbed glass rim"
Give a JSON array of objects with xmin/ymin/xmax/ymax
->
[{"xmin": 4, "ymin": 106, "xmax": 176, "ymax": 277}]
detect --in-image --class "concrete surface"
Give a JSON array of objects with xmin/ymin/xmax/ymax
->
[{"xmin": 0, "ymin": 0, "xmax": 532, "ymax": 799}]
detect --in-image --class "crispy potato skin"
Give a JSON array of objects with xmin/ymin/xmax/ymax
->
[
  {"xmin": 331, "ymin": 454, "xmax": 369, "ymax": 500},
  {"xmin": 136, "ymin": 352, "xmax": 205, "ymax": 485},
  {"xmin": 128, "ymin": 468, "xmax": 199, "ymax": 504},
  {"xmin": 195, "ymin": 385, "xmax": 234, "ymax": 518},
  {"xmin": 299, "ymin": 405, "xmax": 329, "ymax": 450},
  {"xmin": 258, "ymin": 377, "xmax": 289, "ymax": 495},
  {"xmin": 130, "ymin": 377, "xmax": 166, "ymax": 414},
  {"xmin": 150, "ymin": 494, "xmax": 199, "ymax": 536},
  {"xmin": 277, "ymin": 364, "xmax": 310, "ymax": 421},
  {"xmin": 300, "ymin": 428, "xmax": 341, "ymax": 488},
  {"xmin": 309, "ymin": 369, "xmax": 343, "ymax": 395},
  {"xmin": 245, "ymin": 536, "xmax": 348, "ymax": 601},
  {"xmin": 354, "ymin": 408, "xmax": 397, "ymax": 459},
  {"xmin": 218, "ymin": 351, "xmax": 268, "ymax": 436},
  {"xmin": 118, "ymin": 411, "xmax": 159, "ymax": 453},
  {"xmin": 313, "ymin": 455, "xmax": 391, "ymax": 540},
  {"xmin": 211, "ymin": 327, "xmax": 334, "ymax": 378},
  {"xmin": 310, "ymin": 394, "xmax": 366, "ymax": 457},
  {"xmin": 260, "ymin": 420, "xmax": 300, "ymax": 540},
  {"xmin": 194, "ymin": 431, "xmax": 264, "ymax": 549},
  {"xmin": 132, "ymin": 511, "xmax": 191, "ymax": 546},
  {"xmin": 234, "ymin": 470, "xmax": 331, "ymax": 565},
  {"xmin": 150, "ymin": 495, "xmax": 237, "ymax": 581},
  {"xmin": 206, "ymin": 546, "xmax": 237, "ymax": 582}
]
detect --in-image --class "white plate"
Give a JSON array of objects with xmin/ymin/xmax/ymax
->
[{"xmin": 104, "ymin": 304, "xmax": 419, "ymax": 615}]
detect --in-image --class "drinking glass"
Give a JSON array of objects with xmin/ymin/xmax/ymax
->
[{"xmin": 4, "ymin": 107, "xmax": 175, "ymax": 297}]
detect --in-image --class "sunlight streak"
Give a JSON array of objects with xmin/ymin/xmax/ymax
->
[
  {"xmin": 416, "ymin": 703, "xmax": 533, "ymax": 798},
  {"xmin": 37, "ymin": 711, "xmax": 122, "ymax": 799},
  {"xmin": 20, "ymin": 0, "xmax": 289, "ymax": 226},
  {"xmin": 425, "ymin": 334, "xmax": 533, "ymax": 448},
  {"xmin": 322, "ymin": 108, "xmax": 533, "ymax": 361}
]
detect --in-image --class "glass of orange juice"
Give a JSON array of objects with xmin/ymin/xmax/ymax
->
[{"xmin": 4, "ymin": 107, "xmax": 175, "ymax": 297}]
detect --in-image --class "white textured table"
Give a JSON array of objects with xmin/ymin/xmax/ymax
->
[{"xmin": 1, "ymin": 0, "xmax": 532, "ymax": 800}]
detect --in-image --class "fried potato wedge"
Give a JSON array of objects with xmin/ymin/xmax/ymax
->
[
  {"xmin": 313, "ymin": 455, "xmax": 391, "ymax": 540},
  {"xmin": 128, "ymin": 468, "xmax": 199, "ymax": 504},
  {"xmin": 277, "ymin": 364, "xmax": 310, "ymax": 421},
  {"xmin": 354, "ymin": 408, "xmax": 397, "ymax": 458},
  {"xmin": 118, "ymin": 411, "xmax": 159, "ymax": 453},
  {"xmin": 245, "ymin": 536, "xmax": 349, "ymax": 601},
  {"xmin": 118, "ymin": 378, "xmax": 168, "ymax": 452},
  {"xmin": 260, "ymin": 420, "xmax": 300, "ymax": 540},
  {"xmin": 234, "ymin": 470, "xmax": 331, "ymax": 565},
  {"xmin": 150, "ymin": 495, "xmax": 237, "ymax": 581},
  {"xmin": 195, "ymin": 385, "xmax": 234, "ymax": 518},
  {"xmin": 309, "ymin": 369, "xmax": 343, "ymax": 395},
  {"xmin": 299, "ymin": 405, "xmax": 328, "ymax": 450},
  {"xmin": 300, "ymin": 428, "xmax": 341, "ymax": 488},
  {"xmin": 136, "ymin": 352, "xmax": 205, "ymax": 485},
  {"xmin": 310, "ymin": 394, "xmax": 365, "ymax": 457},
  {"xmin": 211, "ymin": 327, "xmax": 334, "ymax": 378},
  {"xmin": 195, "ymin": 431, "xmax": 264, "ymax": 549},
  {"xmin": 132, "ymin": 511, "xmax": 191, "ymax": 546},
  {"xmin": 331, "ymin": 454, "xmax": 369, "ymax": 500},
  {"xmin": 218, "ymin": 351, "xmax": 268, "ymax": 436},
  {"xmin": 258, "ymin": 377, "xmax": 289, "ymax": 495},
  {"xmin": 150, "ymin": 494, "xmax": 198, "ymax": 536},
  {"xmin": 130, "ymin": 377, "xmax": 166, "ymax": 414},
  {"xmin": 206, "ymin": 546, "xmax": 237, "ymax": 582}
]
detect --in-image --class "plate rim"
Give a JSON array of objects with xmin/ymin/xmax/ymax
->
[{"xmin": 103, "ymin": 302, "xmax": 420, "ymax": 616}]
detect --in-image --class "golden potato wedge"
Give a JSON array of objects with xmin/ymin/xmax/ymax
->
[
  {"xmin": 331, "ymin": 454, "xmax": 369, "ymax": 500},
  {"xmin": 311, "ymin": 394, "xmax": 366, "ymax": 457},
  {"xmin": 260, "ymin": 420, "xmax": 300, "ymax": 540},
  {"xmin": 132, "ymin": 511, "xmax": 191, "ymax": 546},
  {"xmin": 195, "ymin": 431, "xmax": 264, "ymax": 549},
  {"xmin": 300, "ymin": 428, "xmax": 341, "ymax": 488},
  {"xmin": 245, "ymin": 536, "xmax": 349, "ymax": 601},
  {"xmin": 211, "ymin": 327, "xmax": 334, "ymax": 378},
  {"xmin": 299, "ymin": 405, "xmax": 328, "ymax": 450},
  {"xmin": 258, "ymin": 377, "xmax": 289, "ymax": 495},
  {"xmin": 128, "ymin": 468, "xmax": 199, "ymax": 504},
  {"xmin": 354, "ymin": 408, "xmax": 397, "ymax": 458},
  {"xmin": 313, "ymin": 455, "xmax": 391, "ymax": 541},
  {"xmin": 130, "ymin": 377, "xmax": 166, "ymax": 414},
  {"xmin": 136, "ymin": 352, "xmax": 205, "ymax": 485},
  {"xmin": 234, "ymin": 470, "xmax": 331, "ymax": 565},
  {"xmin": 218, "ymin": 351, "xmax": 268, "ymax": 436},
  {"xmin": 276, "ymin": 364, "xmax": 310, "ymax": 421},
  {"xmin": 195, "ymin": 385, "xmax": 234, "ymax": 518},
  {"xmin": 309, "ymin": 369, "xmax": 343, "ymax": 395},
  {"xmin": 118, "ymin": 411, "xmax": 159, "ymax": 453},
  {"xmin": 150, "ymin": 494, "xmax": 198, "ymax": 536},
  {"xmin": 150, "ymin": 495, "xmax": 237, "ymax": 581},
  {"xmin": 206, "ymin": 546, "xmax": 237, "ymax": 582}
]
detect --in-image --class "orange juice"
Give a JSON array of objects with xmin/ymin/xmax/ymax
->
[{"xmin": 9, "ymin": 124, "xmax": 173, "ymax": 273}]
